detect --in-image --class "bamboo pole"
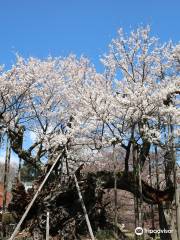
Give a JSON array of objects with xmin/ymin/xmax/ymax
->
[
  {"xmin": 9, "ymin": 151, "xmax": 64, "ymax": 240},
  {"xmin": 74, "ymin": 174, "xmax": 95, "ymax": 240}
]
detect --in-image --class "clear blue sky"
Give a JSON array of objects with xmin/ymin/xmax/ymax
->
[{"xmin": 0, "ymin": 0, "xmax": 179, "ymax": 71}]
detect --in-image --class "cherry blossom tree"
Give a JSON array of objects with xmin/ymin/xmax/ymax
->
[{"xmin": 0, "ymin": 26, "xmax": 179, "ymax": 240}]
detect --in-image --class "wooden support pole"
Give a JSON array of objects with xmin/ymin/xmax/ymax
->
[
  {"xmin": 113, "ymin": 144, "xmax": 118, "ymax": 229},
  {"xmin": 74, "ymin": 174, "xmax": 95, "ymax": 240},
  {"xmin": 9, "ymin": 152, "xmax": 64, "ymax": 240},
  {"xmin": 46, "ymin": 212, "xmax": 50, "ymax": 240}
]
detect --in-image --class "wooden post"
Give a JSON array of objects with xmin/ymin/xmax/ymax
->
[
  {"xmin": 46, "ymin": 212, "xmax": 50, "ymax": 240},
  {"xmin": 74, "ymin": 174, "xmax": 95, "ymax": 240},
  {"xmin": 113, "ymin": 144, "xmax": 118, "ymax": 237},
  {"xmin": 9, "ymin": 151, "xmax": 64, "ymax": 240}
]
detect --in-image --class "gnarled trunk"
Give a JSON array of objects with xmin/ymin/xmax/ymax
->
[{"xmin": 9, "ymin": 167, "xmax": 174, "ymax": 239}]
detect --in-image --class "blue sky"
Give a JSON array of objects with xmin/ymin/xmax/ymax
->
[
  {"xmin": 0, "ymin": 0, "xmax": 179, "ymax": 71},
  {"xmin": 0, "ymin": 1, "xmax": 179, "ymax": 164}
]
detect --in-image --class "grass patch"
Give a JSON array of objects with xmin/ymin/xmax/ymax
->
[{"xmin": 95, "ymin": 229, "xmax": 115, "ymax": 240}]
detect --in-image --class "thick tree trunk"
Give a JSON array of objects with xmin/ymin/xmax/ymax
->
[
  {"xmin": 158, "ymin": 203, "xmax": 172, "ymax": 240},
  {"xmin": 154, "ymin": 144, "xmax": 173, "ymax": 240},
  {"xmin": 161, "ymin": 120, "xmax": 180, "ymax": 240},
  {"xmin": 9, "ymin": 166, "xmax": 175, "ymax": 239},
  {"xmin": 171, "ymin": 122, "xmax": 180, "ymax": 240},
  {"xmin": 175, "ymin": 186, "xmax": 180, "ymax": 240}
]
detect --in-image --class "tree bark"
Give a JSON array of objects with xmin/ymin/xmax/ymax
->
[
  {"xmin": 8, "ymin": 164, "xmax": 175, "ymax": 239},
  {"xmin": 2, "ymin": 136, "xmax": 11, "ymax": 237}
]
